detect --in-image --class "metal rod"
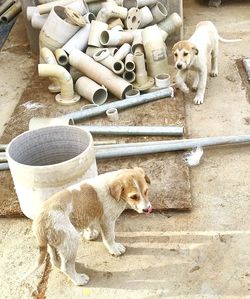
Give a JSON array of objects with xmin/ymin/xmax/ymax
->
[
  {"xmin": 79, "ymin": 125, "xmax": 184, "ymax": 136},
  {"xmin": 95, "ymin": 134, "xmax": 250, "ymax": 159},
  {"xmin": 63, "ymin": 87, "xmax": 174, "ymax": 122}
]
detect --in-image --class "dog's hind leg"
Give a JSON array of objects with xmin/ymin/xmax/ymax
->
[
  {"xmin": 48, "ymin": 245, "xmax": 60, "ymax": 268},
  {"xmin": 210, "ymin": 41, "xmax": 218, "ymax": 77},
  {"xmin": 59, "ymin": 230, "xmax": 89, "ymax": 286},
  {"xmin": 82, "ymin": 225, "xmax": 99, "ymax": 241}
]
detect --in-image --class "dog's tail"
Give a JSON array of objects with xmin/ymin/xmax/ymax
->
[
  {"xmin": 21, "ymin": 245, "xmax": 47, "ymax": 281},
  {"xmin": 22, "ymin": 217, "xmax": 48, "ymax": 281},
  {"xmin": 218, "ymin": 35, "xmax": 242, "ymax": 43}
]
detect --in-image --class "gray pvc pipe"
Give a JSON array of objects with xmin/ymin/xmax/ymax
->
[
  {"xmin": 0, "ymin": 144, "xmax": 7, "ymax": 151},
  {"xmin": 0, "ymin": 162, "xmax": 9, "ymax": 171},
  {"xmin": 95, "ymin": 134, "xmax": 250, "ymax": 159},
  {"xmin": 63, "ymin": 87, "xmax": 174, "ymax": 122},
  {"xmin": 79, "ymin": 125, "xmax": 184, "ymax": 136}
]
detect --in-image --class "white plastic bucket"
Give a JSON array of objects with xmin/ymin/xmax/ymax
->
[{"xmin": 6, "ymin": 126, "xmax": 98, "ymax": 219}]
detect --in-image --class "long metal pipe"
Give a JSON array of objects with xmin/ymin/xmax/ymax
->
[
  {"xmin": 79, "ymin": 125, "xmax": 184, "ymax": 136},
  {"xmin": 63, "ymin": 87, "xmax": 174, "ymax": 122},
  {"xmin": 95, "ymin": 134, "xmax": 250, "ymax": 159}
]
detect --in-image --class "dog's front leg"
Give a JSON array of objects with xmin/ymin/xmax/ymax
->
[
  {"xmin": 176, "ymin": 70, "xmax": 189, "ymax": 93},
  {"xmin": 100, "ymin": 219, "xmax": 126, "ymax": 256},
  {"xmin": 194, "ymin": 67, "xmax": 207, "ymax": 105}
]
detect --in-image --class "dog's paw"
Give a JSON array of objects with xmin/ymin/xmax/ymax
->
[
  {"xmin": 210, "ymin": 70, "xmax": 218, "ymax": 77},
  {"xmin": 193, "ymin": 96, "xmax": 204, "ymax": 105},
  {"xmin": 73, "ymin": 273, "xmax": 90, "ymax": 286},
  {"xmin": 82, "ymin": 228, "xmax": 99, "ymax": 241},
  {"xmin": 108, "ymin": 243, "xmax": 126, "ymax": 256}
]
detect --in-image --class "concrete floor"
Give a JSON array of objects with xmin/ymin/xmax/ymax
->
[{"xmin": 1, "ymin": 1, "xmax": 250, "ymax": 298}]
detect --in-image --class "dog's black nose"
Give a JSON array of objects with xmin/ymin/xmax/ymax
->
[{"xmin": 177, "ymin": 63, "xmax": 182, "ymax": 69}]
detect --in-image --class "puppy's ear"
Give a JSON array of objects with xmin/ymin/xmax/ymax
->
[
  {"xmin": 192, "ymin": 46, "xmax": 199, "ymax": 55},
  {"xmin": 145, "ymin": 174, "xmax": 151, "ymax": 185},
  {"xmin": 172, "ymin": 41, "xmax": 180, "ymax": 53},
  {"xmin": 109, "ymin": 179, "xmax": 123, "ymax": 200}
]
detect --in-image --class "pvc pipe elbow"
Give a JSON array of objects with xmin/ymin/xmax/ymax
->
[
  {"xmin": 27, "ymin": 6, "xmax": 39, "ymax": 21},
  {"xmin": 38, "ymin": 64, "xmax": 80, "ymax": 104},
  {"xmin": 97, "ymin": 6, "xmax": 128, "ymax": 23},
  {"xmin": 31, "ymin": 12, "xmax": 48, "ymax": 30}
]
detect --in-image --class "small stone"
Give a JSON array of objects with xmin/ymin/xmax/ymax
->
[{"xmin": 189, "ymin": 265, "xmax": 200, "ymax": 273}]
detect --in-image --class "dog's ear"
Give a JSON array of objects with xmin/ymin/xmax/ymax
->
[
  {"xmin": 109, "ymin": 179, "xmax": 123, "ymax": 200},
  {"xmin": 145, "ymin": 174, "xmax": 151, "ymax": 185},
  {"xmin": 134, "ymin": 167, "xmax": 151, "ymax": 185},
  {"xmin": 172, "ymin": 41, "xmax": 180, "ymax": 53},
  {"xmin": 192, "ymin": 46, "xmax": 199, "ymax": 55}
]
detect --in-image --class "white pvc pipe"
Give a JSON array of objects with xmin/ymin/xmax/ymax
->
[
  {"xmin": 69, "ymin": 49, "xmax": 132, "ymax": 99},
  {"xmin": 63, "ymin": 23, "xmax": 91, "ymax": 54},
  {"xmin": 151, "ymin": 2, "xmax": 168, "ymax": 24},
  {"xmin": 114, "ymin": 43, "xmax": 131, "ymax": 60},
  {"xmin": 125, "ymin": 53, "xmax": 135, "ymax": 71},
  {"xmin": 6, "ymin": 126, "xmax": 97, "ymax": 219},
  {"xmin": 136, "ymin": 0, "xmax": 157, "ymax": 8},
  {"xmin": 142, "ymin": 24, "xmax": 168, "ymax": 77},
  {"xmin": 123, "ymin": 70, "xmax": 136, "ymax": 83},
  {"xmin": 39, "ymin": 6, "xmax": 80, "ymax": 52},
  {"xmin": 139, "ymin": 6, "xmax": 153, "ymax": 29},
  {"xmin": 55, "ymin": 48, "xmax": 69, "ymax": 66},
  {"xmin": 93, "ymin": 48, "xmax": 124, "ymax": 75},
  {"xmin": 38, "ymin": 64, "xmax": 80, "ymax": 104},
  {"xmin": 158, "ymin": 12, "xmax": 183, "ymax": 35},
  {"xmin": 100, "ymin": 29, "xmax": 134, "ymax": 46},
  {"xmin": 75, "ymin": 76, "xmax": 108, "ymax": 105},
  {"xmin": 27, "ymin": 0, "xmax": 79, "ymax": 20},
  {"xmin": 88, "ymin": 20, "xmax": 108, "ymax": 47}
]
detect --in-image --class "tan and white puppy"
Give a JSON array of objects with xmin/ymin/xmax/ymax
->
[
  {"xmin": 30, "ymin": 167, "xmax": 152, "ymax": 286},
  {"xmin": 172, "ymin": 21, "xmax": 241, "ymax": 105}
]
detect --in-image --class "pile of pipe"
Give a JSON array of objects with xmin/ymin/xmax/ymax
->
[
  {"xmin": 0, "ymin": 0, "xmax": 22, "ymax": 23},
  {"xmin": 27, "ymin": 0, "xmax": 183, "ymax": 105}
]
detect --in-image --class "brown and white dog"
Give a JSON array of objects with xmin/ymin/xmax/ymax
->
[
  {"xmin": 29, "ymin": 167, "xmax": 152, "ymax": 286},
  {"xmin": 172, "ymin": 21, "xmax": 241, "ymax": 105}
]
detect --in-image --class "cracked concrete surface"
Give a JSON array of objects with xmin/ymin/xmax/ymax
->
[{"xmin": 0, "ymin": 1, "xmax": 250, "ymax": 298}]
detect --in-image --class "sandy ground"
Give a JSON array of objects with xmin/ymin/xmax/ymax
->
[{"xmin": 1, "ymin": 0, "xmax": 250, "ymax": 298}]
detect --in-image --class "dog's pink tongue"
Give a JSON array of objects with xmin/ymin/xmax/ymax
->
[{"xmin": 147, "ymin": 206, "xmax": 153, "ymax": 214}]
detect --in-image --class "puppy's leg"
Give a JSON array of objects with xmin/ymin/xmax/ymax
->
[
  {"xmin": 48, "ymin": 245, "xmax": 60, "ymax": 268},
  {"xmin": 192, "ymin": 72, "xmax": 200, "ymax": 91},
  {"xmin": 194, "ymin": 67, "xmax": 207, "ymax": 105},
  {"xmin": 176, "ymin": 70, "xmax": 189, "ymax": 93},
  {"xmin": 82, "ymin": 225, "xmax": 99, "ymax": 241},
  {"xmin": 59, "ymin": 230, "xmax": 89, "ymax": 286},
  {"xmin": 210, "ymin": 41, "xmax": 218, "ymax": 77},
  {"xmin": 100, "ymin": 219, "xmax": 126, "ymax": 256}
]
